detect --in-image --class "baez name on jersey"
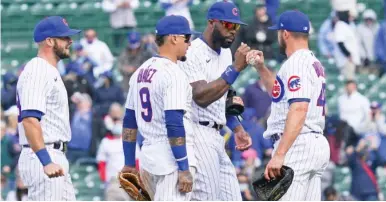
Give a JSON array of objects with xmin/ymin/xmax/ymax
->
[{"xmin": 137, "ymin": 66, "xmax": 157, "ymax": 83}]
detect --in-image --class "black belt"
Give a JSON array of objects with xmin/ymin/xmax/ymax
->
[
  {"xmin": 23, "ymin": 142, "xmax": 68, "ymax": 153},
  {"xmin": 199, "ymin": 121, "xmax": 224, "ymax": 130}
]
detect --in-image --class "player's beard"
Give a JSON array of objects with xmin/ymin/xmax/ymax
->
[
  {"xmin": 279, "ymin": 35, "xmax": 287, "ymax": 56},
  {"xmin": 212, "ymin": 25, "xmax": 233, "ymax": 49},
  {"xmin": 53, "ymin": 40, "xmax": 70, "ymax": 59}
]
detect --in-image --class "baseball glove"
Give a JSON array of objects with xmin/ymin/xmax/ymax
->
[
  {"xmin": 252, "ymin": 166, "xmax": 294, "ymax": 201},
  {"xmin": 118, "ymin": 172, "xmax": 151, "ymax": 201},
  {"xmin": 226, "ymin": 87, "xmax": 244, "ymax": 116}
]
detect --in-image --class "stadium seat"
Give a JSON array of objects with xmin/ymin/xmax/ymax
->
[{"xmin": 30, "ymin": 3, "xmax": 54, "ymax": 16}]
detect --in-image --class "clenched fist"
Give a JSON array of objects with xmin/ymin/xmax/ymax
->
[
  {"xmin": 233, "ymin": 42, "xmax": 251, "ymax": 72},
  {"xmin": 178, "ymin": 170, "xmax": 193, "ymax": 193},
  {"xmin": 44, "ymin": 163, "xmax": 64, "ymax": 178},
  {"xmin": 246, "ymin": 50, "xmax": 265, "ymax": 69}
]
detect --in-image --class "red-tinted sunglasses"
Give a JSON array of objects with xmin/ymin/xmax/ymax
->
[{"xmin": 211, "ymin": 20, "xmax": 240, "ymax": 31}]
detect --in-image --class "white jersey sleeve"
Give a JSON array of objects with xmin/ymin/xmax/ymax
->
[
  {"xmin": 18, "ymin": 66, "xmax": 52, "ymax": 114},
  {"xmin": 125, "ymin": 76, "xmax": 136, "ymax": 110},
  {"xmin": 283, "ymin": 60, "xmax": 313, "ymax": 103},
  {"xmin": 163, "ymin": 71, "xmax": 188, "ymax": 111},
  {"xmin": 179, "ymin": 50, "xmax": 205, "ymax": 83}
]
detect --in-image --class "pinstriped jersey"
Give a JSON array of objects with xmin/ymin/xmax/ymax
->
[
  {"xmin": 126, "ymin": 56, "xmax": 194, "ymax": 175},
  {"xmin": 178, "ymin": 38, "xmax": 232, "ymax": 125},
  {"xmin": 125, "ymin": 56, "xmax": 193, "ymax": 143},
  {"xmin": 17, "ymin": 57, "xmax": 71, "ymax": 145},
  {"xmin": 264, "ymin": 49, "xmax": 326, "ymax": 138}
]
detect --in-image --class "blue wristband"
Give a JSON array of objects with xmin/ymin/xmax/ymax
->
[
  {"xmin": 226, "ymin": 115, "xmax": 241, "ymax": 131},
  {"xmin": 176, "ymin": 158, "xmax": 189, "ymax": 171},
  {"xmin": 221, "ymin": 65, "xmax": 240, "ymax": 85},
  {"xmin": 123, "ymin": 141, "xmax": 136, "ymax": 166},
  {"xmin": 35, "ymin": 148, "xmax": 52, "ymax": 166}
]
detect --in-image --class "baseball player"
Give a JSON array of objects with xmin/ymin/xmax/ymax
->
[
  {"xmin": 16, "ymin": 16, "xmax": 80, "ymax": 200},
  {"xmin": 247, "ymin": 11, "xmax": 330, "ymax": 200},
  {"xmin": 178, "ymin": 1, "xmax": 252, "ymax": 200},
  {"xmin": 120, "ymin": 15, "xmax": 196, "ymax": 200}
]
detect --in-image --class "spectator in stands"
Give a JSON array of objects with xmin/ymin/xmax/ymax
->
[
  {"xmin": 318, "ymin": 12, "xmax": 338, "ymax": 58},
  {"xmin": 338, "ymin": 80, "xmax": 371, "ymax": 135},
  {"xmin": 1, "ymin": 72, "xmax": 17, "ymax": 111},
  {"xmin": 232, "ymin": 3, "xmax": 276, "ymax": 59},
  {"xmin": 63, "ymin": 63, "xmax": 95, "ymax": 117},
  {"xmin": 264, "ymin": 0, "xmax": 279, "ymax": 24},
  {"xmin": 330, "ymin": 0, "xmax": 357, "ymax": 14},
  {"xmin": 142, "ymin": 33, "xmax": 159, "ymax": 55},
  {"xmin": 118, "ymin": 31, "xmax": 153, "ymax": 95},
  {"xmin": 1, "ymin": 121, "xmax": 13, "ymax": 190},
  {"xmin": 346, "ymin": 134, "xmax": 381, "ymax": 201},
  {"xmin": 159, "ymin": 0, "xmax": 194, "ymax": 30},
  {"xmin": 94, "ymin": 71, "xmax": 125, "ymax": 117},
  {"xmin": 333, "ymin": 10, "xmax": 360, "ymax": 79},
  {"xmin": 102, "ymin": 0, "xmax": 139, "ymax": 48},
  {"xmin": 237, "ymin": 173, "xmax": 254, "ymax": 201},
  {"xmin": 68, "ymin": 43, "xmax": 98, "ymax": 84},
  {"xmin": 242, "ymin": 78, "xmax": 272, "ymax": 121},
  {"xmin": 365, "ymin": 101, "xmax": 386, "ymax": 165},
  {"xmin": 357, "ymin": 9, "xmax": 380, "ymax": 73},
  {"xmin": 80, "ymin": 29, "xmax": 114, "ymax": 77},
  {"xmin": 375, "ymin": 20, "xmax": 386, "ymax": 77},
  {"xmin": 67, "ymin": 93, "xmax": 94, "ymax": 163},
  {"xmin": 96, "ymin": 103, "xmax": 131, "ymax": 200}
]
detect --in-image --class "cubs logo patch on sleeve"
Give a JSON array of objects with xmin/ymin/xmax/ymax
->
[
  {"xmin": 272, "ymin": 76, "xmax": 285, "ymax": 103},
  {"xmin": 288, "ymin": 76, "xmax": 301, "ymax": 92}
]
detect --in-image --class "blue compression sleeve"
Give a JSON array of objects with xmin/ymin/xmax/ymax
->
[
  {"xmin": 123, "ymin": 108, "xmax": 137, "ymax": 166},
  {"xmin": 226, "ymin": 115, "xmax": 241, "ymax": 131},
  {"xmin": 165, "ymin": 110, "xmax": 189, "ymax": 171}
]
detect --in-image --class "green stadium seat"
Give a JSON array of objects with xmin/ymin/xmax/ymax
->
[
  {"xmin": 30, "ymin": 3, "xmax": 54, "ymax": 16},
  {"xmin": 79, "ymin": 2, "xmax": 101, "ymax": 14},
  {"xmin": 56, "ymin": 2, "xmax": 79, "ymax": 15}
]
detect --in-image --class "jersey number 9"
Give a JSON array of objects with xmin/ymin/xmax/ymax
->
[{"xmin": 139, "ymin": 87, "xmax": 152, "ymax": 122}]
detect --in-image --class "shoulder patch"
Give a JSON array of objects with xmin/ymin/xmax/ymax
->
[
  {"xmin": 288, "ymin": 75, "xmax": 301, "ymax": 92},
  {"xmin": 272, "ymin": 75, "xmax": 285, "ymax": 102}
]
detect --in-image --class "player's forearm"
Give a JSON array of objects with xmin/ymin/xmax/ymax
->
[
  {"xmin": 191, "ymin": 79, "xmax": 230, "ymax": 108},
  {"xmin": 255, "ymin": 65, "xmax": 275, "ymax": 94},
  {"xmin": 122, "ymin": 109, "xmax": 138, "ymax": 167},
  {"xmin": 274, "ymin": 102, "xmax": 308, "ymax": 157},
  {"xmin": 22, "ymin": 117, "xmax": 46, "ymax": 152}
]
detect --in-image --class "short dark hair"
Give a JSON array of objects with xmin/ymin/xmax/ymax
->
[
  {"xmin": 291, "ymin": 32, "xmax": 309, "ymax": 39},
  {"xmin": 155, "ymin": 35, "xmax": 167, "ymax": 47},
  {"xmin": 345, "ymin": 79, "xmax": 356, "ymax": 85}
]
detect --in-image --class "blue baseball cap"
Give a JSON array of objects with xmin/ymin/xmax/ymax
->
[
  {"xmin": 155, "ymin": 15, "xmax": 195, "ymax": 35},
  {"xmin": 33, "ymin": 16, "xmax": 81, "ymax": 43},
  {"xmin": 127, "ymin": 31, "xmax": 141, "ymax": 49},
  {"xmin": 268, "ymin": 10, "xmax": 310, "ymax": 33},
  {"xmin": 207, "ymin": 1, "xmax": 247, "ymax": 25}
]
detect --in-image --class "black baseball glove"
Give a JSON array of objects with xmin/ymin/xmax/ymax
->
[
  {"xmin": 226, "ymin": 87, "xmax": 244, "ymax": 116},
  {"xmin": 252, "ymin": 166, "xmax": 294, "ymax": 201}
]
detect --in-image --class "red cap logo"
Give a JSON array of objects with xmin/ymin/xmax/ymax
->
[
  {"xmin": 232, "ymin": 8, "xmax": 238, "ymax": 16},
  {"xmin": 63, "ymin": 18, "xmax": 68, "ymax": 26}
]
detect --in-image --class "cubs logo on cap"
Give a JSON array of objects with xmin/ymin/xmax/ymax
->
[
  {"xmin": 232, "ymin": 8, "xmax": 238, "ymax": 16},
  {"xmin": 63, "ymin": 18, "xmax": 68, "ymax": 26},
  {"xmin": 272, "ymin": 76, "xmax": 285, "ymax": 103},
  {"xmin": 288, "ymin": 75, "xmax": 301, "ymax": 92}
]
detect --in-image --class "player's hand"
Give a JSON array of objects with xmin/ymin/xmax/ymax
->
[
  {"xmin": 235, "ymin": 130, "xmax": 252, "ymax": 151},
  {"xmin": 177, "ymin": 170, "xmax": 193, "ymax": 193},
  {"xmin": 43, "ymin": 163, "xmax": 64, "ymax": 178},
  {"xmin": 233, "ymin": 42, "xmax": 251, "ymax": 72},
  {"xmin": 121, "ymin": 165, "xmax": 138, "ymax": 175},
  {"xmin": 264, "ymin": 154, "xmax": 285, "ymax": 180},
  {"xmin": 246, "ymin": 50, "xmax": 265, "ymax": 69}
]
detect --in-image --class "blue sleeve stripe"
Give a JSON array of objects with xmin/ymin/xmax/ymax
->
[
  {"xmin": 123, "ymin": 141, "xmax": 136, "ymax": 166},
  {"xmin": 165, "ymin": 110, "xmax": 189, "ymax": 171},
  {"xmin": 123, "ymin": 108, "xmax": 137, "ymax": 129},
  {"xmin": 226, "ymin": 115, "xmax": 241, "ymax": 131},
  {"xmin": 21, "ymin": 110, "xmax": 44, "ymax": 121},
  {"xmin": 165, "ymin": 110, "xmax": 185, "ymax": 137},
  {"xmin": 288, "ymin": 98, "xmax": 311, "ymax": 105}
]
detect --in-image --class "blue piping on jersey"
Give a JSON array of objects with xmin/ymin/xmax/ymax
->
[
  {"xmin": 21, "ymin": 110, "xmax": 44, "ymax": 121},
  {"xmin": 288, "ymin": 98, "xmax": 311, "ymax": 105},
  {"xmin": 199, "ymin": 35, "xmax": 221, "ymax": 55}
]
